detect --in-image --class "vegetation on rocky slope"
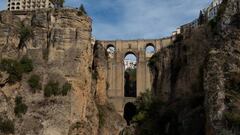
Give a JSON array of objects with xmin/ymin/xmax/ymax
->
[
  {"xmin": 44, "ymin": 81, "xmax": 71, "ymax": 97},
  {"xmin": 0, "ymin": 117, "xmax": 14, "ymax": 134},
  {"xmin": 0, "ymin": 56, "xmax": 33, "ymax": 84},
  {"xmin": 14, "ymin": 96, "xmax": 28, "ymax": 117},
  {"xmin": 28, "ymin": 74, "xmax": 41, "ymax": 93},
  {"xmin": 132, "ymin": 90, "xmax": 205, "ymax": 135},
  {"xmin": 17, "ymin": 22, "xmax": 33, "ymax": 50}
]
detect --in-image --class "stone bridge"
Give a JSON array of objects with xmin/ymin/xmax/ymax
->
[{"xmin": 99, "ymin": 37, "xmax": 173, "ymax": 115}]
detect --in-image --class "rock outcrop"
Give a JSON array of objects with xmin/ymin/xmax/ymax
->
[
  {"xmin": 147, "ymin": 0, "xmax": 240, "ymax": 134},
  {"xmin": 92, "ymin": 41, "xmax": 125, "ymax": 135},
  {"xmin": 0, "ymin": 9, "xmax": 123, "ymax": 135},
  {"xmin": 148, "ymin": 26, "xmax": 212, "ymax": 135}
]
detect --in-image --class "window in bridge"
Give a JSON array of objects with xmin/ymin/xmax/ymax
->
[
  {"xmin": 124, "ymin": 102, "xmax": 137, "ymax": 125},
  {"xmin": 106, "ymin": 44, "xmax": 116, "ymax": 59},
  {"xmin": 124, "ymin": 52, "xmax": 137, "ymax": 97},
  {"xmin": 145, "ymin": 43, "xmax": 156, "ymax": 57}
]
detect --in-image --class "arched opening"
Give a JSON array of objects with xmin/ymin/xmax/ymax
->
[
  {"xmin": 145, "ymin": 43, "xmax": 156, "ymax": 57},
  {"xmin": 124, "ymin": 102, "xmax": 137, "ymax": 125},
  {"xmin": 106, "ymin": 44, "xmax": 116, "ymax": 58},
  {"xmin": 124, "ymin": 52, "xmax": 137, "ymax": 97}
]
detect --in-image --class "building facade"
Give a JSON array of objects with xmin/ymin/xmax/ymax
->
[
  {"xmin": 176, "ymin": 0, "xmax": 223, "ymax": 37},
  {"xmin": 124, "ymin": 59, "xmax": 137, "ymax": 70},
  {"xmin": 8, "ymin": 0, "xmax": 53, "ymax": 11},
  {"xmin": 204, "ymin": 0, "xmax": 223, "ymax": 20}
]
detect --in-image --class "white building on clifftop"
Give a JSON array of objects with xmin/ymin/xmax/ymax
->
[
  {"xmin": 204, "ymin": 0, "xmax": 223, "ymax": 20},
  {"xmin": 8, "ymin": 0, "xmax": 53, "ymax": 11}
]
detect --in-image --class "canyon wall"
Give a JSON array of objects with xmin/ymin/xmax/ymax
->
[
  {"xmin": 0, "ymin": 9, "xmax": 124, "ymax": 135},
  {"xmin": 148, "ymin": 0, "xmax": 240, "ymax": 134}
]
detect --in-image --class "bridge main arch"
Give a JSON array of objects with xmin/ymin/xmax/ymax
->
[{"xmin": 124, "ymin": 52, "xmax": 137, "ymax": 97}]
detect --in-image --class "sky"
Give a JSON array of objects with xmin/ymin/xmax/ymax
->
[{"xmin": 0, "ymin": 0, "xmax": 211, "ymax": 40}]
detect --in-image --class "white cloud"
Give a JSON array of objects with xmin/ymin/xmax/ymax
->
[{"xmin": 92, "ymin": 0, "xmax": 211, "ymax": 40}]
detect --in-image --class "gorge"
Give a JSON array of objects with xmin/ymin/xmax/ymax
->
[{"xmin": 0, "ymin": 0, "xmax": 240, "ymax": 135}]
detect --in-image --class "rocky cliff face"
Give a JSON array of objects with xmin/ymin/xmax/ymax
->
[
  {"xmin": 148, "ymin": 26, "xmax": 212, "ymax": 135},
  {"xmin": 92, "ymin": 41, "xmax": 125, "ymax": 135},
  {"xmin": 148, "ymin": 0, "xmax": 240, "ymax": 134},
  {"xmin": 0, "ymin": 9, "xmax": 124, "ymax": 135},
  {"xmin": 205, "ymin": 0, "xmax": 240, "ymax": 134}
]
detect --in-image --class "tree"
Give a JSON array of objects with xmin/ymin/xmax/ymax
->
[
  {"xmin": 79, "ymin": 4, "xmax": 87, "ymax": 15},
  {"xmin": 50, "ymin": 0, "xmax": 65, "ymax": 8},
  {"xmin": 198, "ymin": 10, "xmax": 205, "ymax": 25},
  {"xmin": 17, "ymin": 22, "xmax": 32, "ymax": 50}
]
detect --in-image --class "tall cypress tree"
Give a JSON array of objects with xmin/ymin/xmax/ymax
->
[
  {"xmin": 80, "ymin": 4, "xmax": 87, "ymax": 15},
  {"xmin": 198, "ymin": 10, "xmax": 204, "ymax": 25}
]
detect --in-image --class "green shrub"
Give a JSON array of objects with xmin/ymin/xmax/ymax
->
[
  {"xmin": 28, "ymin": 74, "xmax": 41, "ymax": 93},
  {"xmin": 0, "ymin": 59, "xmax": 16, "ymax": 71},
  {"xmin": 0, "ymin": 59, "xmax": 23, "ymax": 84},
  {"xmin": 0, "ymin": 118, "xmax": 14, "ymax": 134},
  {"xmin": 44, "ymin": 85, "xmax": 52, "ymax": 97},
  {"xmin": 98, "ymin": 106, "xmax": 105, "ymax": 128},
  {"xmin": 132, "ymin": 111, "xmax": 147, "ymax": 122},
  {"xmin": 224, "ymin": 111, "xmax": 240, "ymax": 126},
  {"xmin": 148, "ymin": 55, "xmax": 158, "ymax": 69},
  {"xmin": 14, "ymin": 96, "xmax": 28, "ymax": 117},
  {"xmin": 62, "ymin": 82, "xmax": 71, "ymax": 96},
  {"xmin": 78, "ymin": 4, "xmax": 87, "ymax": 16},
  {"xmin": 18, "ymin": 22, "xmax": 32, "ymax": 50},
  {"xmin": 44, "ymin": 81, "xmax": 60, "ymax": 97},
  {"xmin": 0, "ymin": 57, "xmax": 33, "ymax": 84},
  {"xmin": 20, "ymin": 56, "xmax": 33, "ymax": 73}
]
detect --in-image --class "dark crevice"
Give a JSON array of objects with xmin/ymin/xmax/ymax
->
[{"xmin": 123, "ymin": 102, "xmax": 137, "ymax": 126}]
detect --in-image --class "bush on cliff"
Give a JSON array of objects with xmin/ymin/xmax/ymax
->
[
  {"xmin": 14, "ymin": 96, "xmax": 28, "ymax": 117},
  {"xmin": 62, "ymin": 82, "xmax": 71, "ymax": 96},
  {"xmin": 0, "ymin": 57, "xmax": 33, "ymax": 84},
  {"xmin": 0, "ymin": 59, "xmax": 23, "ymax": 84},
  {"xmin": 20, "ymin": 56, "xmax": 33, "ymax": 73},
  {"xmin": 28, "ymin": 74, "xmax": 41, "ymax": 93},
  {"xmin": 0, "ymin": 117, "xmax": 14, "ymax": 134},
  {"xmin": 224, "ymin": 111, "xmax": 240, "ymax": 126},
  {"xmin": 133, "ymin": 90, "xmax": 163, "ymax": 123},
  {"xmin": 132, "ymin": 91, "xmax": 165, "ymax": 135},
  {"xmin": 44, "ymin": 81, "xmax": 60, "ymax": 97},
  {"xmin": 44, "ymin": 81, "xmax": 71, "ymax": 97},
  {"xmin": 132, "ymin": 90, "xmax": 205, "ymax": 135},
  {"xmin": 17, "ymin": 22, "xmax": 33, "ymax": 50},
  {"xmin": 78, "ymin": 4, "xmax": 87, "ymax": 16},
  {"xmin": 148, "ymin": 55, "xmax": 158, "ymax": 69}
]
